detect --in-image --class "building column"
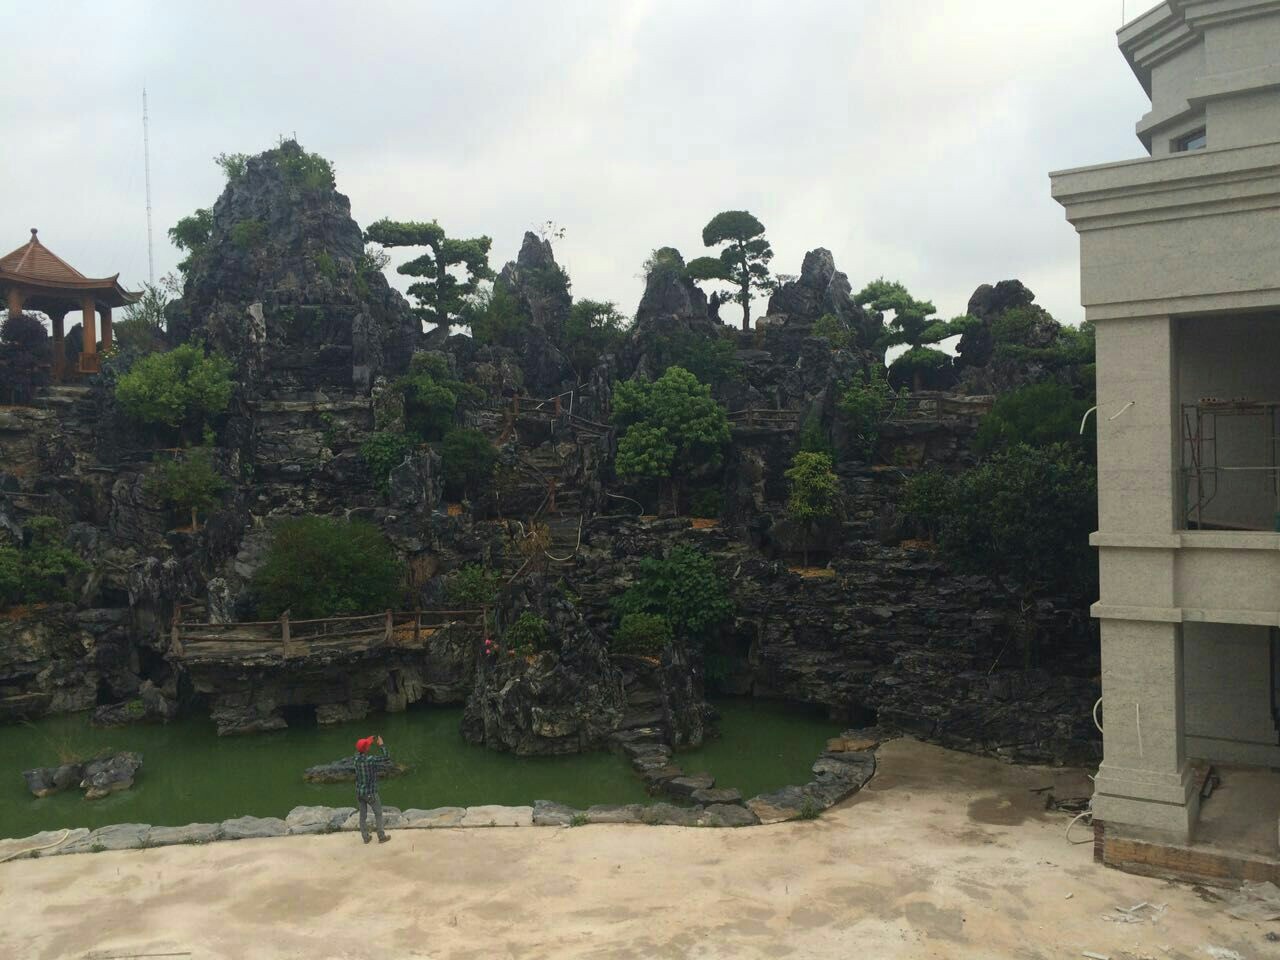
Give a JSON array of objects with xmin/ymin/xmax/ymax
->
[
  {"xmin": 101, "ymin": 305, "xmax": 113, "ymax": 353},
  {"xmin": 79, "ymin": 296, "xmax": 98, "ymax": 373},
  {"xmin": 1092, "ymin": 619, "xmax": 1200, "ymax": 841},
  {"xmin": 5, "ymin": 286, "xmax": 24, "ymax": 318},
  {"xmin": 49, "ymin": 309, "xmax": 66, "ymax": 381}
]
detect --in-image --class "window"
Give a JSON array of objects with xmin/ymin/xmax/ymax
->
[{"xmin": 1174, "ymin": 128, "xmax": 1207, "ymax": 152}]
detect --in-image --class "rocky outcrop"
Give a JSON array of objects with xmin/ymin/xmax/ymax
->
[
  {"xmin": 303, "ymin": 756, "xmax": 409, "ymax": 784},
  {"xmin": 491, "ymin": 232, "xmax": 573, "ymax": 395},
  {"xmin": 167, "ymin": 140, "xmax": 417, "ymax": 393},
  {"xmin": 462, "ymin": 576, "xmax": 626, "ymax": 754},
  {"xmin": 766, "ymin": 248, "xmax": 879, "ymax": 347},
  {"xmin": 23, "ymin": 751, "xmax": 143, "ymax": 800}
]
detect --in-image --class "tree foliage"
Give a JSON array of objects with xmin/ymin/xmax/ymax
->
[
  {"xmin": 441, "ymin": 428, "xmax": 497, "ymax": 501},
  {"xmin": 146, "ymin": 447, "xmax": 227, "ymax": 531},
  {"xmin": 785, "ymin": 451, "xmax": 840, "ymax": 565},
  {"xmin": 902, "ymin": 443, "xmax": 1097, "ymax": 603},
  {"xmin": 688, "ymin": 210, "xmax": 775, "ymax": 330},
  {"xmin": 836, "ymin": 364, "xmax": 908, "ymax": 461},
  {"xmin": 855, "ymin": 278, "xmax": 978, "ymax": 389},
  {"xmin": 612, "ymin": 546, "xmax": 731, "ymax": 644},
  {"xmin": 115, "ymin": 274, "xmax": 179, "ymax": 357},
  {"xmin": 563, "ymin": 299, "xmax": 628, "ymax": 378},
  {"xmin": 974, "ymin": 383, "xmax": 1095, "ymax": 457},
  {"xmin": 168, "ymin": 208, "xmax": 213, "ymax": 275},
  {"xmin": 0, "ymin": 312, "xmax": 48, "ymax": 405},
  {"xmin": 504, "ymin": 611, "xmax": 553, "ymax": 656},
  {"xmin": 0, "ymin": 517, "xmax": 85, "ymax": 609},
  {"xmin": 812, "ymin": 312, "xmax": 856, "ymax": 350},
  {"xmin": 365, "ymin": 218, "xmax": 494, "ymax": 329},
  {"xmin": 462, "ymin": 283, "xmax": 526, "ymax": 348},
  {"xmin": 359, "ymin": 431, "xmax": 414, "ymax": 493},
  {"xmin": 612, "ymin": 367, "xmax": 730, "ymax": 512},
  {"xmin": 396, "ymin": 352, "xmax": 478, "ymax": 441},
  {"xmin": 646, "ymin": 331, "xmax": 741, "ymax": 385},
  {"xmin": 251, "ymin": 516, "xmax": 403, "ymax": 620},
  {"xmin": 114, "ymin": 343, "xmax": 233, "ymax": 435},
  {"xmin": 444, "ymin": 563, "xmax": 500, "ymax": 607}
]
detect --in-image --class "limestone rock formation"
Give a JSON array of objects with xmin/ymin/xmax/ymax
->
[
  {"xmin": 766, "ymin": 248, "xmax": 879, "ymax": 346},
  {"xmin": 23, "ymin": 751, "xmax": 143, "ymax": 800}
]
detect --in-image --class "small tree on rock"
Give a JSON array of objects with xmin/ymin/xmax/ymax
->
[
  {"xmin": 612, "ymin": 367, "xmax": 730, "ymax": 515},
  {"xmin": 686, "ymin": 210, "xmax": 775, "ymax": 331},
  {"xmin": 856, "ymin": 279, "xmax": 978, "ymax": 391},
  {"xmin": 784, "ymin": 451, "xmax": 840, "ymax": 566},
  {"xmin": 364, "ymin": 219, "xmax": 494, "ymax": 330},
  {"xmin": 146, "ymin": 447, "xmax": 228, "ymax": 532}
]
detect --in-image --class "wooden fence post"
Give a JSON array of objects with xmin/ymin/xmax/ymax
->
[
  {"xmin": 280, "ymin": 610, "xmax": 291, "ymax": 658},
  {"xmin": 384, "ymin": 609, "xmax": 394, "ymax": 646},
  {"xmin": 413, "ymin": 610, "xmax": 421, "ymax": 647},
  {"xmin": 553, "ymin": 394, "xmax": 562, "ymax": 416}
]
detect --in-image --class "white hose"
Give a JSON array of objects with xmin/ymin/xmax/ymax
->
[
  {"xmin": 1092, "ymin": 697, "xmax": 1103, "ymax": 733},
  {"xmin": 1066, "ymin": 810, "xmax": 1093, "ymax": 845},
  {"xmin": 0, "ymin": 828, "xmax": 71, "ymax": 863}
]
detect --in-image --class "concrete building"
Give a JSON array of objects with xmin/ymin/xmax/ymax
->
[{"xmin": 1051, "ymin": 0, "xmax": 1280, "ymax": 875}]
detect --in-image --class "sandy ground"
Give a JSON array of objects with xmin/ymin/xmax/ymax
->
[{"xmin": 2, "ymin": 738, "xmax": 1273, "ymax": 960}]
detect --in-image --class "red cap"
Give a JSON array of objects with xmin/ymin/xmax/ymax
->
[{"xmin": 356, "ymin": 737, "xmax": 373, "ymax": 754}]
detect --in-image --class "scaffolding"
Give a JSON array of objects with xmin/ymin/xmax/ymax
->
[{"xmin": 1180, "ymin": 400, "xmax": 1280, "ymax": 530}]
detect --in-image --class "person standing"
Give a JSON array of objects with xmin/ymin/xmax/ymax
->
[{"xmin": 353, "ymin": 735, "xmax": 392, "ymax": 844}]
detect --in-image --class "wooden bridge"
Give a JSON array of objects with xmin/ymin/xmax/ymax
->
[
  {"xmin": 169, "ymin": 607, "xmax": 487, "ymax": 663},
  {"xmin": 887, "ymin": 393, "xmax": 995, "ymax": 424}
]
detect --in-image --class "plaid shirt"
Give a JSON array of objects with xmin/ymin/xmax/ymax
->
[{"xmin": 354, "ymin": 746, "xmax": 390, "ymax": 798}]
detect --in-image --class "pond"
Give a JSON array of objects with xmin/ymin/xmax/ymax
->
[{"xmin": 0, "ymin": 698, "xmax": 837, "ymax": 838}]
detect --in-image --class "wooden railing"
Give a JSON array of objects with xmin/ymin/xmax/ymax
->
[
  {"xmin": 171, "ymin": 607, "xmax": 487, "ymax": 660},
  {"xmin": 726, "ymin": 408, "xmax": 801, "ymax": 429},
  {"xmin": 887, "ymin": 394, "xmax": 994, "ymax": 424}
]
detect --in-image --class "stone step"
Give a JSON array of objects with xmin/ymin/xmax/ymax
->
[{"xmin": 618, "ymin": 708, "xmax": 666, "ymax": 730}]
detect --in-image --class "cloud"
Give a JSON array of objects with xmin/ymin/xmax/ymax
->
[{"xmin": 3, "ymin": 0, "xmax": 1150, "ymax": 330}]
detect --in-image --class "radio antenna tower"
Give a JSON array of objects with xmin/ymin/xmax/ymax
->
[{"xmin": 143, "ymin": 87, "xmax": 155, "ymax": 285}]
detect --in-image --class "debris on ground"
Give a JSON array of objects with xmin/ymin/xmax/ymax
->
[
  {"xmin": 1224, "ymin": 879, "xmax": 1280, "ymax": 922},
  {"xmin": 1202, "ymin": 947, "xmax": 1244, "ymax": 960},
  {"xmin": 1081, "ymin": 951, "xmax": 1110, "ymax": 960},
  {"xmin": 1100, "ymin": 902, "xmax": 1167, "ymax": 924},
  {"xmin": 1047, "ymin": 794, "xmax": 1092, "ymax": 813}
]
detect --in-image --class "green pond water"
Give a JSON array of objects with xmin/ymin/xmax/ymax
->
[{"xmin": 0, "ymin": 698, "xmax": 835, "ymax": 838}]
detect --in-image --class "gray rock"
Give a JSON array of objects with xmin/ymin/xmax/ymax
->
[
  {"xmin": 147, "ymin": 823, "xmax": 222, "ymax": 847},
  {"xmin": 460, "ymin": 805, "xmax": 533, "ymax": 827},
  {"xmin": 640, "ymin": 764, "xmax": 684, "ymax": 787},
  {"xmin": 584, "ymin": 804, "xmax": 643, "ymax": 825},
  {"xmin": 303, "ymin": 756, "xmax": 408, "ymax": 783},
  {"xmin": 690, "ymin": 787, "xmax": 743, "ymax": 806},
  {"xmin": 0, "ymin": 828, "xmax": 89, "ymax": 860},
  {"xmin": 663, "ymin": 773, "xmax": 714, "ymax": 798},
  {"xmin": 532, "ymin": 800, "xmax": 580, "ymax": 826},
  {"xmin": 64, "ymin": 823, "xmax": 152, "ymax": 854},
  {"xmin": 699, "ymin": 804, "xmax": 759, "ymax": 828},
  {"xmin": 285, "ymin": 805, "xmax": 354, "ymax": 835},
  {"xmin": 220, "ymin": 815, "xmax": 288, "ymax": 840},
  {"xmin": 401, "ymin": 807, "xmax": 465, "ymax": 828},
  {"xmin": 639, "ymin": 803, "xmax": 704, "ymax": 827},
  {"xmin": 746, "ymin": 786, "xmax": 810, "ymax": 825},
  {"xmin": 80, "ymin": 752, "xmax": 143, "ymax": 800}
]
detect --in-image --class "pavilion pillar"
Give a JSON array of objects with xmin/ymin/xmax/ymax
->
[
  {"xmin": 5, "ymin": 287, "xmax": 23, "ymax": 318},
  {"xmin": 101, "ymin": 306, "xmax": 113, "ymax": 353},
  {"xmin": 49, "ymin": 310, "xmax": 66, "ymax": 381},
  {"xmin": 80, "ymin": 296, "xmax": 98, "ymax": 374}
]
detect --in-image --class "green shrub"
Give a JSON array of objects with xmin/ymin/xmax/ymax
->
[
  {"xmin": 276, "ymin": 144, "xmax": 335, "ymax": 192},
  {"xmin": 613, "ymin": 546, "xmax": 731, "ymax": 644},
  {"xmin": 812, "ymin": 313, "xmax": 854, "ymax": 349},
  {"xmin": 441, "ymin": 429, "xmax": 497, "ymax": 500},
  {"xmin": 798, "ymin": 412, "xmax": 834, "ymax": 458},
  {"xmin": 251, "ymin": 516, "xmax": 402, "ymax": 620},
  {"xmin": 689, "ymin": 489, "xmax": 723, "ymax": 519},
  {"xmin": 901, "ymin": 468, "xmax": 952, "ymax": 542},
  {"xmin": 648, "ymin": 331, "xmax": 741, "ymax": 385},
  {"xmin": 785, "ymin": 451, "xmax": 840, "ymax": 566},
  {"xmin": 563, "ymin": 299, "xmax": 628, "ymax": 378},
  {"xmin": 146, "ymin": 447, "xmax": 228, "ymax": 531},
  {"xmin": 974, "ymin": 383, "xmax": 1095, "ymax": 457},
  {"xmin": 464, "ymin": 284, "xmax": 527, "ymax": 348},
  {"xmin": 395, "ymin": 353, "xmax": 479, "ymax": 442},
  {"xmin": 504, "ymin": 611, "xmax": 552, "ymax": 656},
  {"xmin": 837, "ymin": 365, "xmax": 906, "ymax": 461},
  {"xmin": 230, "ymin": 219, "xmax": 266, "ymax": 251},
  {"xmin": 114, "ymin": 343, "xmax": 233, "ymax": 433},
  {"xmin": 313, "ymin": 250, "xmax": 337, "ymax": 281},
  {"xmin": 613, "ymin": 613, "xmax": 673, "ymax": 657},
  {"xmin": 359, "ymin": 431, "xmax": 413, "ymax": 493},
  {"xmin": 444, "ymin": 564, "xmax": 500, "ymax": 607},
  {"xmin": 0, "ymin": 517, "xmax": 86, "ymax": 609},
  {"xmin": 214, "ymin": 152, "xmax": 249, "ymax": 181}
]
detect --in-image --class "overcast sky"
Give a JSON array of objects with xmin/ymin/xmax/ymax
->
[{"xmin": 4, "ymin": 1, "xmax": 1154, "ymax": 330}]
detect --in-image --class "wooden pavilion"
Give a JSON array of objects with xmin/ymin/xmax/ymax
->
[{"xmin": 0, "ymin": 228, "xmax": 140, "ymax": 377}]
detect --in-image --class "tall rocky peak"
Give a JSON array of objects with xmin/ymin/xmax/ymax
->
[
  {"xmin": 497, "ymin": 231, "xmax": 573, "ymax": 335},
  {"xmin": 954, "ymin": 279, "xmax": 1077, "ymax": 394},
  {"xmin": 167, "ymin": 140, "xmax": 416, "ymax": 394},
  {"xmin": 766, "ymin": 247, "xmax": 878, "ymax": 346},
  {"xmin": 621, "ymin": 248, "xmax": 726, "ymax": 383}
]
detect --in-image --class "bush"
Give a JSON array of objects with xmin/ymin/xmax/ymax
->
[
  {"xmin": 563, "ymin": 299, "xmax": 628, "ymax": 378},
  {"xmin": 0, "ymin": 517, "xmax": 85, "ymax": 609},
  {"xmin": 613, "ymin": 613, "xmax": 673, "ymax": 657},
  {"xmin": 613, "ymin": 546, "xmax": 731, "ymax": 644},
  {"xmin": 0, "ymin": 312, "xmax": 48, "ymax": 404},
  {"xmin": 114, "ymin": 343, "xmax": 233, "ymax": 434},
  {"xmin": 464, "ymin": 284, "xmax": 526, "ymax": 347},
  {"xmin": 837, "ymin": 365, "xmax": 906, "ymax": 461},
  {"xmin": 146, "ymin": 448, "xmax": 227, "ymax": 531},
  {"xmin": 785, "ymin": 451, "xmax": 840, "ymax": 565},
  {"xmin": 251, "ymin": 516, "xmax": 402, "ymax": 620},
  {"xmin": 359, "ymin": 431, "xmax": 413, "ymax": 493},
  {"xmin": 689, "ymin": 489, "xmax": 723, "ymax": 519},
  {"xmin": 812, "ymin": 313, "xmax": 854, "ymax": 350},
  {"xmin": 230, "ymin": 219, "xmax": 266, "ymax": 251},
  {"xmin": 974, "ymin": 382, "xmax": 1095, "ymax": 457},
  {"xmin": 441, "ymin": 429, "xmax": 497, "ymax": 501},
  {"xmin": 395, "ymin": 352, "xmax": 478, "ymax": 441},
  {"xmin": 504, "ymin": 611, "xmax": 552, "ymax": 656},
  {"xmin": 444, "ymin": 564, "xmax": 499, "ymax": 607},
  {"xmin": 648, "ymin": 331, "xmax": 741, "ymax": 385}
]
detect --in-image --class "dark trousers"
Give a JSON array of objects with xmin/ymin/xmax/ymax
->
[{"xmin": 358, "ymin": 793, "xmax": 386, "ymax": 841}]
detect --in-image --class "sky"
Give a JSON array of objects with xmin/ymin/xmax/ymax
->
[{"xmin": 2, "ymin": 0, "xmax": 1155, "ymax": 330}]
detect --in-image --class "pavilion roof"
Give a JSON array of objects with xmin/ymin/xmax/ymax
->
[{"xmin": 0, "ymin": 229, "xmax": 140, "ymax": 309}]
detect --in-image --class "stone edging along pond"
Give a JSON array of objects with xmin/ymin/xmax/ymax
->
[{"xmin": 0, "ymin": 731, "xmax": 882, "ymax": 863}]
